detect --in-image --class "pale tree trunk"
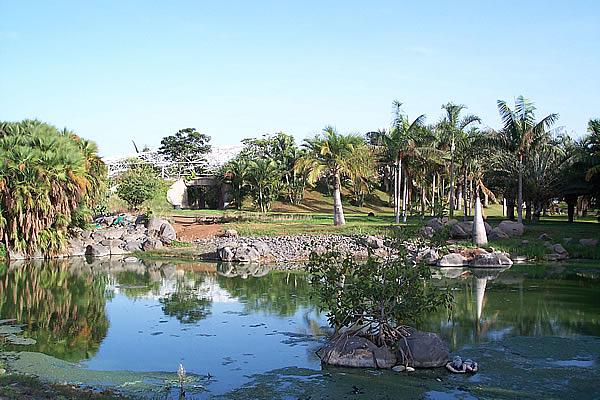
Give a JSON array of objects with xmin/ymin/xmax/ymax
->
[
  {"xmin": 394, "ymin": 160, "xmax": 401, "ymax": 224},
  {"xmin": 517, "ymin": 156, "xmax": 523, "ymax": 224},
  {"xmin": 449, "ymin": 141, "xmax": 455, "ymax": 217},
  {"xmin": 431, "ymin": 174, "xmax": 436, "ymax": 216},
  {"xmin": 332, "ymin": 173, "xmax": 346, "ymax": 226},
  {"xmin": 402, "ymin": 171, "xmax": 408, "ymax": 223}
]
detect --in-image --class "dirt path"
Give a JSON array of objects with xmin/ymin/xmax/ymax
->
[{"xmin": 173, "ymin": 222, "xmax": 224, "ymax": 241}]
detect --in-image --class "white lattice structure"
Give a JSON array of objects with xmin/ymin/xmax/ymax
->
[{"xmin": 104, "ymin": 145, "xmax": 243, "ymax": 179}]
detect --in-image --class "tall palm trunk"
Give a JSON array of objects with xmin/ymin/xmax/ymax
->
[
  {"xmin": 332, "ymin": 172, "xmax": 346, "ymax": 226},
  {"xmin": 449, "ymin": 142, "xmax": 455, "ymax": 218},
  {"xmin": 394, "ymin": 159, "xmax": 401, "ymax": 224},
  {"xmin": 431, "ymin": 173, "xmax": 436, "ymax": 216},
  {"xmin": 402, "ymin": 171, "xmax": 408, "ymax": 223},
  {"xmin": 517, "ymin": 155, "xmax": 523, "ymax": 224}
]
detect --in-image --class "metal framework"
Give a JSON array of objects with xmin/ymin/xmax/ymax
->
[{"xmin": 104, "ymin": 145, "xmax": 243, "ymax": 179}]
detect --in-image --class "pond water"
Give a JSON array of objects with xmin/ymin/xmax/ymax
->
[{"xmin": 0, "ymin": 258, "xmax": 599, "ymax": 399}]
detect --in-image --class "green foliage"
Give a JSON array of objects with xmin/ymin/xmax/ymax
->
[
  {"xmin": 158, "ymin": 128, "xmax": 212, "ymax": 176},
  {"xmin": 0, "ymin": 120, "xmax": 107, "ymax": 256},
  {"xmin": 307, "ymin": 249, "xmax": 452, "ymax": 346},
  {"xmin": 116, "ymin": 161, "xmax": 161, "ymax": 210}
]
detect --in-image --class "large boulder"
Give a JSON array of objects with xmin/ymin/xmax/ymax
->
[
  {"xmin": 251, "ymin": 241, "xmax": 271, "ymax": 257},
  {"xmin": 417, "ymin": 248, "xmax": 440, "ymax": 265},
  {"xmin": 159, "ymin": 221, "xmax": 177, "ymax": 244},
  {"xmin": 233, "ymin": 246, "xmax": 260, "ymax": 263},
  {"xmin": 469, "ymin": 252, "xmax": 513, "ymax": 267},
  {"xmin": 223, "ymin": 229, "xmax": 239, "ymax": 238},
  {"xmin": 426, "ymin": 218, "xmax": 444, "ymax": 233},
  {"xmin": 218, "ymin": 246, "xmax": 236, "ymax": 262},
  {"xmin": 67, "ymin": 238, "xmax": 87, "ymax": 257},
  {"xmin": 420, "ymin": 226, "xmax": 435, "ymax": 238},
  {"xmin": 396, "ymin": 330, "xmax": 449, "ymax": 368},
  {"xmin": 437, "ymin": 253, "xmax": 467, "ymax": 267},
  {"xmin": 146, "ymin": 216, "xmax": 164, "ymax": 233},
  {"xmin": 497, "ymin": 220, "xmax": 525, "ymax": 237},
  {"xmin": 488, "ymin": 227, "xmax": 510, "ymax": 241},
  {"xmin": 450, "ymin": 222, "xmax": 471, "ymax": 239},
  {"xmin": 86, "ymin": 244, "xmax": 110, "ymax": 257},
  {"xmin": 317, "ymin": 335, "xmax": 396, "ymax": 369},
  {"xmin": 363, "ymin": 235, "xmax": 384, "ymax": 249},
  {"xmin": 143, "ymin": 239, "xmax": 163, "ymax": 251},
  {"xmin": 579, "ymin": 238, "xmax": 598, "ymax": 247},
  {"xmin": 102, "ymin": 227, "xmax": 125, "ymax": 240},
  {"xmin": 123, "ymin": 241, "xmax": 144, "ymax": 252}
]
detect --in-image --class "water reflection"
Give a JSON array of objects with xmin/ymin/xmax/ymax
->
[{"xmin": 1, "ymin": 257, "xmax": 599, "ymax": 392}]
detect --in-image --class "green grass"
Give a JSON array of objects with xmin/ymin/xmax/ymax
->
[{"xmin": 0, "ymin": 374, "xmax": 127, "ymax": 399}]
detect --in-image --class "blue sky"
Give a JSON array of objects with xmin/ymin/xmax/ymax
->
[{"xmin": 1, "ymin": 1, "xmax": 598, "ymax": 157}]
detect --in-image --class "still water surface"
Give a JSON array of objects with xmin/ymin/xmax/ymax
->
[{"xmin": 0, "ymin": 258, "xmax": 599, "ymax": 399}]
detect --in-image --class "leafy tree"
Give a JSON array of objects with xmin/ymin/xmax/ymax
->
[
  {"xmin": 116, "ymin": 161, "xmax": 160, "ymax": 210},
  {"xmin": 308, "ymin": 249, "xmax": 452, "ymax": 347},
  {"xmin": 0, "ymin": 120, "xmax": 106, "ymax": 256},
  {"xmin": 221, "ymin": 158, "xmax": 249, "ymax": 209},
  {"xmin": 296, "ymin": 127, "xmax": 367, "ymax": 225},
  {"xmin": 158, "ymin": 128, "xmax": 212, "ymax": 176}
]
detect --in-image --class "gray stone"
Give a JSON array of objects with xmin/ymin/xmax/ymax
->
[
  {"xmin": 124, "ymin": 241, "xmax": 143, "ymax": 252},
  {"xmin": 420, "ymin": 226, "xmax": 435, "ymax": 238},
  {"xmin": 85, "ymin": 244, "xmax": 110, "ymax": 257},
  {"xmin": 251, "ymin": 241, "xmax": 271, "ymax": 256},
  {"xmin": 426, "ymin": 218, "xmax": 444, "ymax": 233},
  {"xmin": 103, "ymin": 227, "xmax": 125, "ymax": 240},
  {"xmin": 396, "ymin": 330, "xmax": 449, "ymax": 368},
  {"xmin": 484, "ymin": 221, "xmax": 492, "ymax": 234},
  {"xmin": 469, "ymin": 252, "xmax": 513, "ymax": 267},
  {"xmin": 80, "ymin": 230, "xmax": 92, "ymax": 240},
  {"xmin": 143, "ymin": 239, "xmax": 163, "ymax": 251},
  {"xmin": 223, "ymin": 229, "xmax": 239, "ymax": 238},
  {"xmin": 159, "ymin": 221, "xmax": 177, "ymax": 244},
  {"xmin": 218, "ymin": 246, "xmax": 235, "ymax": 262},
  {"xmin": 364, "ymin": 235, "xmax": 384, "ymax": 249},
  {"xmin": 497, "ymin": 220, "xmax": 525, "ymax": 237},
  {"xmin": 579, "ymin": 238, "xmax": 598, "ymax": 247},
  {"xmin": 552, "ymin": 243, "xmax": 568, "ymax": 255},
  {"xmin": 417, "ymin": 248, "xmax": 440, "ymax": 265},
  {"xmin": 437, "ymin": 253, "xmax": 467, "ymax": 267},
  {"xmin": 392, "ymin": 365, "xmax": 406, "ymax": 372},
  {"xmin": 488, "ymin": 227, "xmax": 510, "ymax": 241},
  {"xmin": 538, "ymin": 233, "xmax": 552, "ymax": 241},
  {"xmin": 318, "ymin": 335, "xmax": 397, "ymax": 369},
  {"xmin": 146, "ymin": 216, "xmax": 164, "ymax": 233},
  {"xmin": 67, "ymin": 238, "xmax": 87, "ymax": 257},
  {"xmin": 450, "ymin": 223, "xmax": 470, "ymax": 239},
  {"xmin": 233, "ymin": 246, "xmax": 260, "ymax": 263}
]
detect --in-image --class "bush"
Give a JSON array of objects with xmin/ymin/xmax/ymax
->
[
  {"xmin": 116, "ymin": 162, "xmax": 160, "ymax": 210},
  {"xmin": 307, "ymin": 249, "xmax": 452, "ymax": 347}
]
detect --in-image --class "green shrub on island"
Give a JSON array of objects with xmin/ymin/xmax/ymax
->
[
  {"xmin": 0, "ymin": 120, "xmax": 106, "ymax": 257},
  {"xmin": 307, "ymin": 249, "xmax": 453, "ymax": 347}
]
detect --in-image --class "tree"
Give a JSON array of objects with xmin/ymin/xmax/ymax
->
[
  {"xmin": 297, "ymin": 127, "xmax": 367, "ymax": 225},
  {"xmin": 493, "ymin": 96, "xmax": 558, "ymax": 223},
  {"xmin": 437, "ymin": 103, "xmax": 481, "ymax": 218},
  {"xmin": 221, "ymin": 158, "xmax": 249, "ymax": 209},
  {"xmin": 307, "ymin": 249, "xmax": 452, "ymax": 347},
  {"xmin": 246, "ymin": 158, "xmax": 281, "ymax": 212},
  {"xmin": 0, "ymin": 120, "xmax": 106, "ymax": 257},
  {"xmin": 116, "ymin": 162, "xmax": 160, "ymax": 210},
  {"xmin": 585, "ymin": 119, "xmax": 600, "ymax": 180},
  {"xmin": 158, "ymin": 128, "xmax": 211, "ymax": 176},
  {"xmin": 372, "ymin": 102, "xmax": 427, "ymax": 223}
]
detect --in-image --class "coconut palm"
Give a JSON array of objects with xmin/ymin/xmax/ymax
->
[
  {"xmin": 437, "ymin": 103, "xmax": 481, "ymax": 218},
  {"xmin": 221, "ymin": 158, "xmax": 250, "ymax": 209},
  {"xmin": 493, "ymin": 96, "xmax": 558, "ymax": 223},
  {"xmin": 371, "ymin": 101, "xmax": 426, "ymax": 223},
  {"xmin": 585, "ymin": 119, "xmax": 600, "ymax": 180},
  {"xmin": 296, "ymin": 127, "xmax": 366, "ymax": 225}
]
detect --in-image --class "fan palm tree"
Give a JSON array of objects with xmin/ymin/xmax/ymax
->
[
  {"xmin": 493, "ymin": 96, "xmax": 558, "ymax": 223},
  {"xmin": 296, "ymin": 127, "xmax": 366, "ymax": 225},
  {"xmin": 437, "ymin": 103, "xmax": 481, "ymax": 218}
]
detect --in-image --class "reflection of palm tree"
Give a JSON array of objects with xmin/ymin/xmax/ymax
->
[
  {"xmin": 160, "ymin": 274, "xmax": 212, "ymax": 324},
  {"xmin": 0, "ymin": 260, "xmax": 109, "ymax": 362}
]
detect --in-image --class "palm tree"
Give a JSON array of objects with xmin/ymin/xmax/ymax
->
[
  {"xmin": 0, "ymin": 120, "xmax": 105, "ymax": 257},
  {"xmin": 372, "ymin": 101, "xmax": 426, "ymax": 223},
  {"xmin": 493, "ymin": 96, "xmax": 558, "ymax": 223},
  {"xmin": 585, "ymin": 119, "xmax": 600, "ymax": 180},
  {"xmin": 222, "ymin": 158, "xmax": 249, "ymax": 209},
  {"xmin": 437, "ymin": 103, "xmax": 481, "ymax": 218},
  {"xmin": 247, "ymin": 158, "xmax": 280, "ymax": 213},
  {"xmin": 296, "ymin": 127, "xmax": 366, "ymax": 225}
]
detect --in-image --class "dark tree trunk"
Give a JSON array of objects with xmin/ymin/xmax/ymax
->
[
  {"xmin": 525, "ymin": 201, "xmax": 532, "ymax": 222},
  {"xmin": 506, "ymin": 198, "xmax": 515, "ymax": 221},
  {"xmin": 565, "ymin": 195, "xmax": 577, "ymax": 223}
]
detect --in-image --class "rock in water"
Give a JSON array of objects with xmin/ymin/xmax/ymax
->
[
  {"xmin": 396, "ymin": 330, "xmax": 449, "ymax": 368},
  {"xmin": 469, "ymin": 252, "xmax": 513, "ymax": 267},
  {"xmin": 472, "ymin": 197, "xmax": 488, "ymax": 247},
  {"xmin": 317, "ymin": 335, "xmax": 396, "ymax": 369},
  {"xmin": 437, "ymin": 253, "xmax": 467, "ymax": 267},
  {"xmin": 85, "ymin": 244, "xmax": 110, "ymax": 257}
]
